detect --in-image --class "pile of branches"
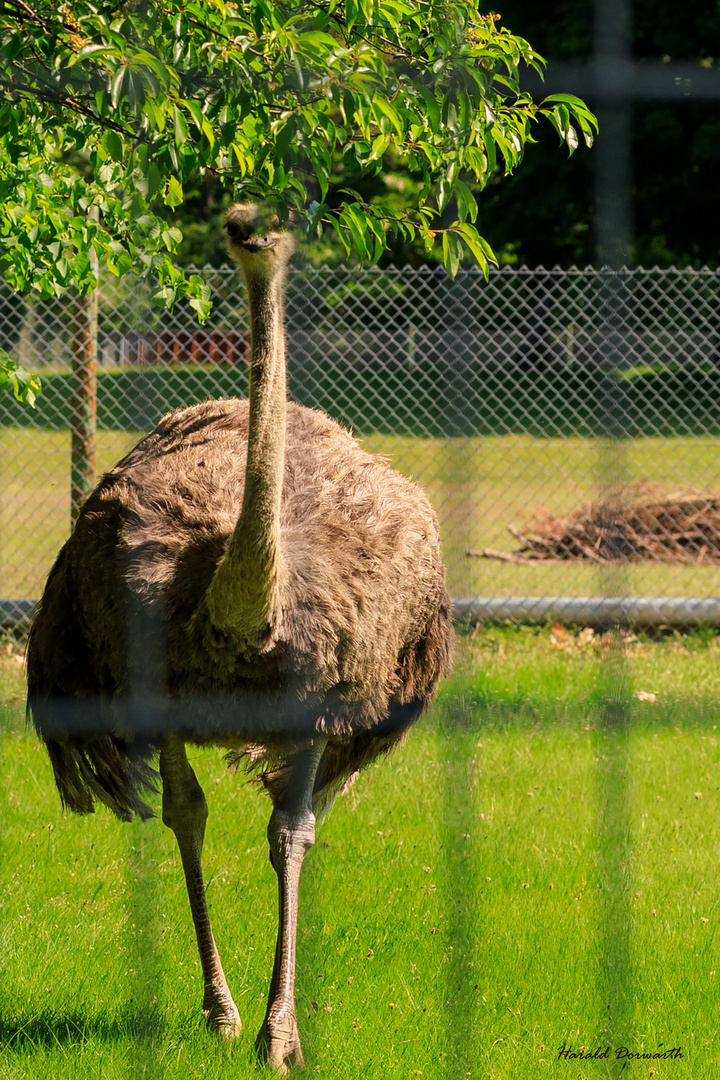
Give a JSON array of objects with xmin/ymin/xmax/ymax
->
[{"xmin": 469, "ymin": 484, "xmax": 720, "ymax": 564}]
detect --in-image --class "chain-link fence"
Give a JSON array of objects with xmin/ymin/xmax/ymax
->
[{"xmin": 3, "ymin": 263, "xmax": 720, "ymax": 610}]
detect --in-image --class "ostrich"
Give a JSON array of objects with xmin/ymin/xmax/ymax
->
[{"xmin": 26, "ymin": 203, "xmax": 454, "ymax": 1073}]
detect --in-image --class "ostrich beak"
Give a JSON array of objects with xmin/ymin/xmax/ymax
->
[{"xmin": 237, "ymin": 234, "xmax": 280, "ymax": 252}]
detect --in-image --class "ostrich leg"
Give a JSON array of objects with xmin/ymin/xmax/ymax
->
[
  {"xmin": 256, "ymin": 738, "xmax": 326, "ymax": 1074},
  {"xmin": 160, "ymin": 736, "xmax": 241, "ymax": 1036}
]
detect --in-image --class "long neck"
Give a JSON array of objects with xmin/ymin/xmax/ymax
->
[{"xmin": 205, "ymin": 267, "xmax": 287, "ymax": 643}]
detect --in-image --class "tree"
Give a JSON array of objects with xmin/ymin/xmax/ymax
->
[
  {"xmin": 0, "ymin": 0, "xmax": 596, "ymax": 319},
  {"xmin": 465, "ymin": 0, "xmax": 720, "ymax": 268}
]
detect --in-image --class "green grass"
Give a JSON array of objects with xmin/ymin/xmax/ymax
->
[
  {"xmin": 1, "ymin": 629, "xmax": 719, "ymax": 1078},
  {"xmin": 4, "ymin": 427, "xmax": 720, "ymax": 598},
  {"xmin": 0, "ymin": 428, "xmax": 139, "ymax": 599}
]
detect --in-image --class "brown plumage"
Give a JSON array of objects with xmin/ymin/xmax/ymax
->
[{"xmin": 27, "ymin": 204, "xmax": 453, "ymax": 1073}]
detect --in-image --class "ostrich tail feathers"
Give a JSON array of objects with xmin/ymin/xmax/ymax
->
[{"xmin": 42, "ymin": 734, "xmax": 158, "ymax": 822}]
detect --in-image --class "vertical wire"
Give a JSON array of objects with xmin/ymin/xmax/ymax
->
[
  {"xmin": 594, "ymin": 0, "xmax": 635, "ymax": 1068},
  {"xmin": 70, "ymin": 206, "xmax": 99, "ymax": 529},
  {"xmin": 124, "ymin": 594, "xmax": 166, "ymax": 1078},
  {"xmin": 440, "ymin": 698, "xmax": 478, "ymax": 1079},
  {"xmin": 438, "ymin": 273, "xmax": 478, "ymax": 1077},
  {"xmin": 127, "ymin": 814, "xmax": 163, "ymax": 1079}
]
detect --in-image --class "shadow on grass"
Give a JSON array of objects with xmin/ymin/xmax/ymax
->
[
  {"xmin": 432, "ymin": 688, "xmax": 720, "ymax": 733},
  {"xmin": 0, "ymin": 1005, "xmax": 164, "ymax": 1050}
]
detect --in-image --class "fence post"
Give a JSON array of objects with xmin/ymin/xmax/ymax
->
[{"xmin": 70, "ymin": 221, "xmax": 99, "ymax": 528}]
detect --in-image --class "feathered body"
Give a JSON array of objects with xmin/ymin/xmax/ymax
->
[{"xmin": 27, "ymin": 396, "xmax": 453, "ymax": 819}]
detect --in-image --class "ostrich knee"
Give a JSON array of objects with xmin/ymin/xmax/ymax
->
[
  {"xmin": 161, "ymin": 755, "xmax": 208, "ymax": 841},
  {"xmin": 267, "ymin": 806, "xmax": 316, "ymax": 870}
]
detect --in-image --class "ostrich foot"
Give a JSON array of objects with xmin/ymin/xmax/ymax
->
[
  {"xmin": 255, "ymin": 1007, "xmax": 304, "ymax": 1075},
  {"xmin": 203, "ymin": 988, "xmax": 242, "ymax": 1038}
]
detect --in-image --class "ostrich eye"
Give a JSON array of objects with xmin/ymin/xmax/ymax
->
[{"xmin": 226, "ymin": 222, "xmax": 240, "ymax": 238}]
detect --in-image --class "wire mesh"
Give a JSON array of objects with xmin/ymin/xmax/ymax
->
[{"xmin": 3, "ymin": 263, "xmax": 720, "ymax": 609}]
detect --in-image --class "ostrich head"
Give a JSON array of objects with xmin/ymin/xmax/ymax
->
[{"xmin": 224, "ymin": 203, "xmax": 295, "ymax": 277}]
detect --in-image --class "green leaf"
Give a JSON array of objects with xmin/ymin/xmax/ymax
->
[
  {"xmin": 174, "ymin": 106, "xmax": 190, "ymax": 147},
  {"xmin": 416, "ymin": 86, "xmax": 441, "ymax": 136},
  {"xmin": 542, "ymin": 93, "xmax": 593, "ymax": 110},
  {"xmin": 162, "ymin": 227, "xmax": 183, "ymax": 249},
  {"xmin": 186, "ymin": 275, "xmax": 213, "ymax": 322},
  {"xmin": 77, "ymin": 44, "xmax": 121, "ymax": 63},
  {"xmin": 464, "ymin": 146, "xmax": 487, "ymax": 186},
  {"xmin": 543, "ymin": 95, "xmax": 598, "ymax": 150},
  {"xmin": 165, "ymin": 175, "xmax": 184, "ymax": 208},
  {"xmin": 103, "ymin": 129, "xmax": 123, "ymax": 161},
  {"xmin": 147, "ymin": 162, "xmax": 163, "ymax": 200},
  {"xmin": 453, "ymin": 223, "xmax": 497, "ymax": 279},
  {"xmin": 441, "ymin": 231, "xmax": 462, "ymax": 278},
  {"xmin": 484, "ymin": 132, "xmax": 497, "ymax": 174},
  {"xmin": 326, "ymin": 214, "xmax": 352, "ymax": 257},
  {"xmin": 454, "ymin": 179, "xmax": 477, "ymax": 223},
  {"xmin": 183, "ymin": 100, "xmax": 205, "ymax": 131},
  {"xmin": 369, "ymin": 133, "xmax": 391, "ymax": 161},
  {"xmin": 365, "ymin": 214, "xmax": 386, "ymax": 264},
  {"xmin": 110, "ymin": 67, "xmax": 128, "ymax": 108},
  {"xmin": 342, "ymin": 203, "xmax": 369, "ymax": 262},
  {"xmin": 373, "ymin": 96, "xmax": 403, "ymax": 135}
]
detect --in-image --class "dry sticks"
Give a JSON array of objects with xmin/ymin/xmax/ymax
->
[{"xmin": 468, "ymin": 484, "xmax": 720, "ymax": 565}]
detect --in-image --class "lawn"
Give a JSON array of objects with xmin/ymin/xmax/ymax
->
[
  {"xmin": 1, "ymin": 626, "xmax": 718, "ymax": 1079},
  {"xmin": 0, "ymin": 429, "xmax": 138, "ymax": 602},
  {"xmin": 3, "ymin": 427, "xmax": 720, "ymax": 600}
]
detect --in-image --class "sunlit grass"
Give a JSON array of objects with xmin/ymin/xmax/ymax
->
[
  {"xmin": 4, "ymin": 427, "xmax": 720, "ymax": 598},
  {"xmin": 1, "ymin": 629, "xmax": 719, "ymax": 1077},
  {"xmin": 0, "ymin": 428, "xmax": 140, "ymax": 599}
]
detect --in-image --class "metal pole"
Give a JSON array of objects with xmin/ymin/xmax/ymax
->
[{"xmin": 70, "ymin": 209, "xmax": 99, "ymax": 528}]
